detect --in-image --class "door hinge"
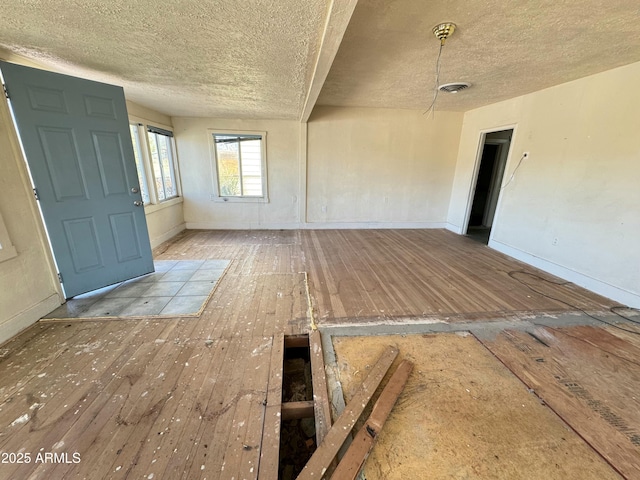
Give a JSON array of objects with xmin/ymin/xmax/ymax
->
[
  {"xmin": 2, "ymin": 84, "xmax": 8, "ymax": 99},
  {"xmin": 57, "ymin": 272, "xmax": 63, "ymax": 283},
  {"xmin": 33, "ymin": 188, "xmax": 40, "ymax": 201}
]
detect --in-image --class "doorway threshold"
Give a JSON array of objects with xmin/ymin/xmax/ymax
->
[{"xmin": 466, "ymin": 226, "xmax": 491, "ymax": 244}]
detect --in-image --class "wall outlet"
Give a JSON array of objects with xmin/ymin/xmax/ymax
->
[
  {"xmin": 209, "ymin": 194, "xmax": 216, "ymax": 201},
  {"xmin": 321, "ymin": 205, "xmax": 327, "ymax": 213},
  {"xmin": 552, "ymin": 237, "xmax": 558, "ymax": 246}
]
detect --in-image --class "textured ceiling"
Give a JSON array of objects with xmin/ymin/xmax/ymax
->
[
  {"xmin": 318, "ymin": 0, "xmax": 640, "ymax": 111},
  {"xmin": 1, "ymin": 0, "xmax": 640, "ymax": 118},
  {"xmin": 0, "ymin": 0, "xmax": 329, "ymax": 119}
]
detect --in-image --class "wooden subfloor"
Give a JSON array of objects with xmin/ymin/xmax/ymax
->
[{"xmin": 0, "ymin": 229, "xmax": 635, "ymax": 479}]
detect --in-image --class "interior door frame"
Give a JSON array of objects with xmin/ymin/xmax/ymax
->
[
  {"xmin": 0, "ymin": 87, "xmax": 65, "ymax": 302},
  {"xmin": 482, "ymin": 138, "xmax": 510, "ymax": 227},
  {"xmin": 462, "ymin": 124, "xmax": 518, "ymax": 240}
]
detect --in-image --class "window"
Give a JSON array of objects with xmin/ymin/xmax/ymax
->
[
  {"xmin": 128, "ymin": 122, "xmax": 180, "ymax": 206},
  {"xmin": 211, "ymin": 132, "xmax": 267, "ymax": 200},
  {"xmin": 147, "ymin": 126, "xmax": 178, "ymax": 201},
  {"xmin": 129, "ymin": 124, "xmax": 150, "ymax": 204}
]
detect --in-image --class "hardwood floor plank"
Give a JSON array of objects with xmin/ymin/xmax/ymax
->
[
  {"xmin": 219, "ymin": 336, "xmax": 272, "ymax": 479},
  {"xmin": 303, "ymin": 229, "xmax": 616, "ymax": 323},
  {"xmin": 258, "ymin": 333, "xmax": 284, "ymax": 480}
]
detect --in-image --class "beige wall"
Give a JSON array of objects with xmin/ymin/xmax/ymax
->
[
  {"xmin": 307, "ymin": 107, "xmax": 463, "ymax": 226},
  {"xmin": 127, "ymin": 101, "xmax": 186, "ymax": 248},
  {"xmin": 175, "ymin": 108, "xmax": 463, "ymax": 229},
  {"xmin": 448, "ymin": 62, "xmax": 640, "ymax": 307},
  {"xmin": 0, "ymin": 95, "xmax": 62, "ymax": 344},
  {"xmin": 173, "ymin": 117, "xmax": 302, "ymax": 229}
]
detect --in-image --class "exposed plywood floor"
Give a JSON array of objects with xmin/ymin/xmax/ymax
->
[
  {"xmin": 0, "ymin": 229, "xmax": 635, "ymax": 479},
  {"xmin": 484, "ymin": 324, "xmax": 640, "ymax": 479},
  {"xmin": 332, "ymin": 334, "xmax": 623, "ymax": 479}
]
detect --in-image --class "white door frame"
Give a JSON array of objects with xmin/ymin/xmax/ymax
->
[{"xmin": 461, "ymin": 124, "xmax": 518, "ymax": 238}]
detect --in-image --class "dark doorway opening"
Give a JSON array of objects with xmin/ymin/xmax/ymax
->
[{"xmin": 466, "ymin": 129, "xmax": 513, "ymax": 244}]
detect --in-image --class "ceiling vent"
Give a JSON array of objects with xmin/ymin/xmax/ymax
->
[{"xmin": 438, "ymin": 82, "xmax": 471, "ymax": 93}]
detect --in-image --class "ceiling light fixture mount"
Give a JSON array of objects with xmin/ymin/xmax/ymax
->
[{"xmin": 432, "ymin": 22, "xmax": 456, "ymax": 45}]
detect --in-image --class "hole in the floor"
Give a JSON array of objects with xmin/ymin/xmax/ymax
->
[{"xmin": 279, "ymin": 335, "xmax": 316, "ymax": 480}]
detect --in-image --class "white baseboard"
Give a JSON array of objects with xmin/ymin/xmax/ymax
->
[
  {"xmin": 0, "ymin": 293, "xmax": 62, "ymax": 345},
  {"xmin": 302, "ymin": 221, "xmax": 447, "ymax": 230},
  {"xmin": 446, "ymin": 223, "xmax": 464, "ymax": 234},
  {"xmin": 186, "ymin": 222, "xmax": 301, "ymax": 230},
  {"xmin": 489, "ymin": 239, "xmax": 640, "ymax": 308},
  {"xmin": 186, "ymin": 221, "xmax": 447, "ymax": 230},
  {"xmin": 150, "ymin": 223, "xmax": 186, "ymax": 249}
]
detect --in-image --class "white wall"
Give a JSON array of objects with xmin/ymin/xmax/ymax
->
[
  {"xmin": 307, "ymin": 107, "xmax": 463, "ymax": 227},
  {"xmin": 173, "ymin": 117, "xmax": 302, "ymax": 229},
  {"xmin": 448, "ymin": 62, "xmax": 640, "ymax": 307}
]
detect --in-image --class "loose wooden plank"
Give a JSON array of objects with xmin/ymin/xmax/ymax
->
[
  {"xmin": 296, "ymin": 345, "xmax": 399, "ymax": 480},
  {"xmin": 330, "ymin": 359, "xmax": 413, "ymax": 480}
]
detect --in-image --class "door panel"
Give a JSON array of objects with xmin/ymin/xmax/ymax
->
[
  {"xmin": 1, "ymin": 61, "xmax": 154, "ymax": 298},
  {"xmin": 92, "ymin": 131, "xmax": 131, "ymax": 196}
]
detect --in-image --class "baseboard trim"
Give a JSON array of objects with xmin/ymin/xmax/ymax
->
[
  {"xmin": 489, "ymin": 239, "xmax": 640, "ymax": 308},
  {"xmin": 150, "ymin": 223, "xmax": 187, "ymax": 249},
  {"xmin": 186, "ymin": 221, "xmax": 448, "ymax": 230},
  {"xmin": 303, "ymin": 221, "xmax": 447, "ymax": 230},
  {"xmin": 446, "ymin": 223, "xmax": 464, "ymax": 234},
  {"xmin": 0, "ymin": 293, "xmax": 62, "ymax": 345}
]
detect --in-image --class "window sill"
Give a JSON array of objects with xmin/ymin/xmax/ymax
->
[
  {"xmin": 212, "ymin": 195, "xmax": 269, "ymax": 204},
  {"xmin": 144, "ymin": 196, "xmax": 183, "ymax": 214}
]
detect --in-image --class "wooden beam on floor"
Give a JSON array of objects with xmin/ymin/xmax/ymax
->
[
  {"xmin": 281, "ymin": 400, "xmax": 315, "ymax": 421},
  {"xmin": 309, "ymin": 329, "xmax": 332, "ymax": 445},
  {"xmin": 330, "ymin": 359, "xmax": 413, "ymax": 480},
  {"xmin": 285, "ymin": 334, "xmax": 310, "ymax": 348},
  {"xmin": 296, "ymin": 346, "xmax": 399, "ymax": 480}
]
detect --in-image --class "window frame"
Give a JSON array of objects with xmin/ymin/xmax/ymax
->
[
  {"xmin": 209, "ymin": 129, "xmax": 269, "ymax": 203},
  {"xmin": 128, "ymin": 118, "xmax": 181, "ymax": 208},
  {"xmin": 129, "ymin": 123, "xmax": 151, "ymax": 204},
  {"xmin": 146, "ymin": 125, "xmax": 179, "ymax": 202}
]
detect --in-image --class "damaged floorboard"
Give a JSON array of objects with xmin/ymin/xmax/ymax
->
[
  {"xmin": 483, "ymin": 324, "xmax": 640, "ymax": 479},
  {"xmin": 0, "ymin": 229, "xmax": 637, "ymax": 479}
]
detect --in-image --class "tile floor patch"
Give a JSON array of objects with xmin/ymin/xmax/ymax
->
[{"xmin": 44, "ymin": 259, "xmax": 230, "ymax": 319}]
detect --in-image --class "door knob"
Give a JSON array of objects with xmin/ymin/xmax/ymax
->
[{"xmin": 134, "ymin": 201, "xmax": 143, "ymax": 207}]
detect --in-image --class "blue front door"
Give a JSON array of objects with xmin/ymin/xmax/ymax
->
[{"xmin": 1, "ymin": 62, "xmax": 154, "ymax": 298}]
